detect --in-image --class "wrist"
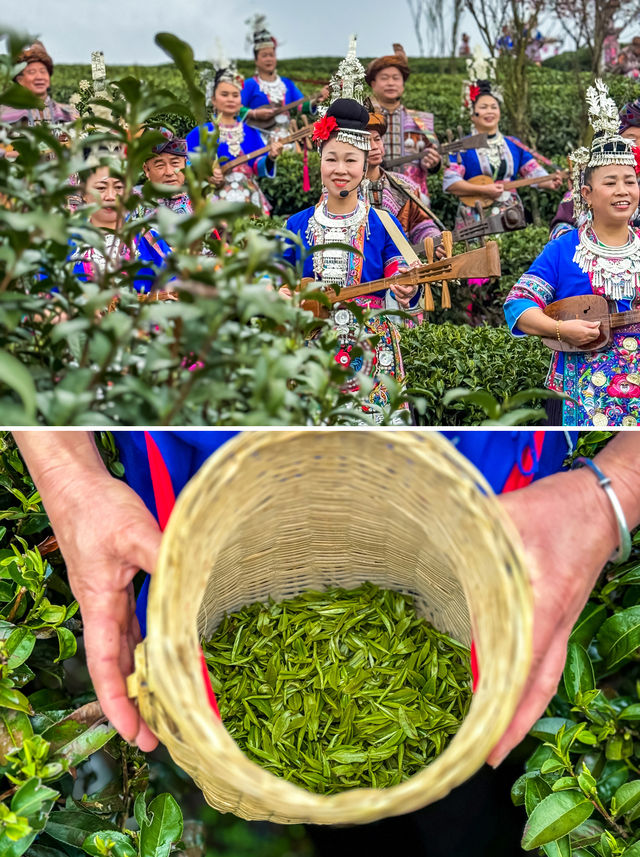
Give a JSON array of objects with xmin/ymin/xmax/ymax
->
[
  {"xmin": 573, "ymin": 457, "xmax": 632, "ymax": 563},
  {"xmin": 564, "ymin": 467, "xmax": 625, "ymax": 565},
  {"xmin": 594, "ymin": 438, "xmax": 640, "ymax": 533}
]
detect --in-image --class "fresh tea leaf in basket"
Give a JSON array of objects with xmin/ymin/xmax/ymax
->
[{"xmin": 202, "ymin": 582, "xmax": 472, "ymax": 795}]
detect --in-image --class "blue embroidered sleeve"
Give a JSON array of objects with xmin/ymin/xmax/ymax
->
[
  {"xmin": 256, "ymin": 154, "xmax": 276, "ymax": 179},
  {"xmin": 504, "ymin": 239, "xmax": 560, "ymax": 335}
]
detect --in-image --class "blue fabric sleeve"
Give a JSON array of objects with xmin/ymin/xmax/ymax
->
[
  {"xmin": 441, "ymin": 430, "xmax": 576, "ymax": 491},
  {"xmin": 504, "ymin": 238, "xmax": 560, "ymax": 335},
  {"xmin": 284, "ymin": 77, "xmax": 304, "ymax": 102},
  {"xmin": 240, "ymin": 79, "xmax": 253, "ymax": 108},
  {"xmin": 256, "ymin": 154, "xmax": 276, "ymax": 179}
]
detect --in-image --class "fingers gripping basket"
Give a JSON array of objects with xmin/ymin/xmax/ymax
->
[{"xmin": 127, "ymin": 431, "xmax": 533, "ymax": 825}]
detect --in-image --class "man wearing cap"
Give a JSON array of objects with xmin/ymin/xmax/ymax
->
[
  {"xmin": 131, "ymin": 131, "xmax": 192, "ymax": 220},
  {"xmin": 366, "ymin": 44, "xmax": 441, "ymax": 207},
  {"xmin": 0, "ymin": 40, "xmax": 78, "ymax": 126},
  {"xmin": 366, "ymin": 111, "xmax": 441, "ymax": 246}
]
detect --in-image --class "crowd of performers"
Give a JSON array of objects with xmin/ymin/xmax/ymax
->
[{"xmin": 3, "ymin": 19, "xmax": 640, "ymax": 427}]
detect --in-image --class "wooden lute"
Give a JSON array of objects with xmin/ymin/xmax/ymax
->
[
  {"xmin": 219, "ymin": 126, "xmax": 313, "ymax": 174},
  {"xmin": 383, "ymin": 133, "xmax": 489, "ymax": 170},
  {"xmin": 460, "ymin": 170, "xmax": 568, "ymax": 208},
  {"xmin": 542, "ymin": 294, "xmax": 640, "ymax": 352},
  {"xmin": 298, "ymin": 241, "xmax": 501, "ymax": 318}
]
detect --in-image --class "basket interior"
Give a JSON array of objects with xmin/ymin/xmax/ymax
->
[
  {"xmin": 195, "ymin": 441, "xmax": 472, "ymax": 646},
  {"xmin": 148, "ymin": 432, "xmax": 532, "ymax": 825}
]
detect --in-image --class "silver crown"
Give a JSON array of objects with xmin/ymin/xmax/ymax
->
[
  {"xmin": 329, "ymin": 35, "xmax": 365, "ymax": 105},
  {"xmin": 571, "ymin": 79, "xmax": 637, "ymax": 219}
]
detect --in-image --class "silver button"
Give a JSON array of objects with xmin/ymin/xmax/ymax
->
[
  {"xmin": 379, "ymin": 350, "xmax": 394, "ymax": 367},
  {"xmin": 334, "ymin": 309, "xmax": 351, "ymax": 326}
]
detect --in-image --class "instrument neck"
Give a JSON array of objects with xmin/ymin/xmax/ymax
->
[{"xmin": 611, "ymin": 308, "xmax": 640, "ymax": 328}]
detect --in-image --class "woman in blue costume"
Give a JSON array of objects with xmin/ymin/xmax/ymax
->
[
  {"xmin": 241, "ymin": 16, "xmax": 327, "ymax": 143},
  {"xmin": 281, "ymin": 44, "xmax": 422, "ymax": 416},
  {"xmin": 186, "ymin": 63, "xmax": 282, "ymax": 216},
  {"xmin": 505, "ymin": 80, "xmax": 640, "ymax": 427},
  {"xmin": 443, "ymin": 77, "xmax": 561, "ymax": 230}
]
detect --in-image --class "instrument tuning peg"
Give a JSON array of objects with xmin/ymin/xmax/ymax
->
[
  {"xmin": 424, "ymin": 237, "xmax": 434, "ymax": 265},
  {"xmin": 446, "ymin": 128, "xmax": 453, "ymax": 142}
]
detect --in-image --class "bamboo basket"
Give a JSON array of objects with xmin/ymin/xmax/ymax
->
[{"xmin": 126, "ymin": 430, "xmax": 533, "ymax": 826}]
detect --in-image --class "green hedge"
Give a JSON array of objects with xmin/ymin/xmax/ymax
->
[
  {"xmin": 402, "ymin": 322, "xmax": 550, "ymax": 425},
  {"xmin": 50, "ymin": 62, "xmax": 640, "ymax": 162}
]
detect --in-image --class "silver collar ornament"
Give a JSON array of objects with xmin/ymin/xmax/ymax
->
[
  {"xmin": 307, "ymin": 199, "xmax": 368, "ymax": 286},
  {"xmin": 573, "ymin": 226, "xmax": 640, "ymax": 301}
]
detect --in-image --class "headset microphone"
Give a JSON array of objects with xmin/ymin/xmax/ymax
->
[{"xmin": 339, "ymin": 189, "xmax": 350, "ymax": 198}]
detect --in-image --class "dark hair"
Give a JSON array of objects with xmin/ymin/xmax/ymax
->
[
  {"xmin": 326, "ymin": 98, "xmax": 370, "ymax": 132},
  {"xmin": 472, "ymin": 80, "xmax": 499, "ymax": 107}
]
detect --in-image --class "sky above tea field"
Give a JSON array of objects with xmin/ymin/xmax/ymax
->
[{"xmin": 3, "ymin": 0, "xmax": 566, "ymax": 64}]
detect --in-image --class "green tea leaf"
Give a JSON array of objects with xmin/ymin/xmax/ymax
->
[
  {"xmin": 522, "ymin": 791, "xmax": 594, "ymax": 850},
  {"xmin": 563, "ymin": 643, "xmax": 595, "ymax": 703},
  {"xmin": 82, "ymin": 831, "xmax": 137, "ymax": 857},
  {"xmin": 613, "ymin": 780, "xmax": 640, "ymax": 817},
  {"xmin": 139, "ymin": 793, "xmax": 183, "ymax": 857},
  {"xmin": 597, "ymin": 606, "xmax": 640, "ymax": 670}
]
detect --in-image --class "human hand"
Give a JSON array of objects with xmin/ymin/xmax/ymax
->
[
  {"xmin": 393, "ymin": 271, "xmax": 419, "ymax": 307},
  {"xmin": 269, "ymin": 139, "xmax": 283, "ymax": 160},
  {"xmin": 435, "ymin": 243, "xmax": 447, "ymax": 260},
  {"xmin": 13, "ymin": 433, "xmax": 163, "ymax": 753},
  {"xmin": 558, "ymin": 319, "xmax": 602, "ymax": 347},
  {"xmin": 488, "ymin": 467, "xmax": 623, "ymax": 766},
  {"xmin": 251, "ymin": 106, "xmax": 277, "ymax": 122},
  {"xmin": 315, "ymin": 86, "xmax": 330, "ymax": 104},
  {"xmin": 278, "ymin": 286, "xmax": 293, "ymax": 298},
  {"xmin": 211, "ymin": 166, "xmax": 224, "ymax": 187},
  {"xmin": 420, "ymin": 146, "xmax": 441, "ymax": 170},
  {"xmin": 482, "ymin": 181, "xmax": 506, "ymax": 199},
  {"xmin": 539, "ymin": 174, "xmax": 564, "ymax": 191}
]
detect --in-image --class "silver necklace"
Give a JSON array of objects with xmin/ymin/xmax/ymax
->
[
  {"xmin": 218, "ymin": 122, "xmax": 244, "ymax": 157},
  {"xmin": 307, "ymin": 200, "xmax": 368, "ymax": 286},
  {"xmin": 257, "ymin": 75, "xmax": 286, "ymax": 104},
  {"xmin": 573, "ymin": 225, "xmax": 640, "ymax": 301},
  {"xmin": 483, "ymin": 131, "xmax": 505, "ymax": 172}
]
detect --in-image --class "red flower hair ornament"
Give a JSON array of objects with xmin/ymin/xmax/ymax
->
[
  {"xmin": 469, "ymin": 84, "xmax": 480, "ymax": 103},
  {"xmin": 633, "ymin": 145, "xmax": 640, "ymax": 176},
  {"xmin": 312, "ymin": 114, "xmax": 338, "ymax": 143}
]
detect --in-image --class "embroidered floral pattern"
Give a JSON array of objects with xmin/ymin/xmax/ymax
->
[{"xmin": 505, "ymin": 274, "xmax": 555, "ymax": 309}]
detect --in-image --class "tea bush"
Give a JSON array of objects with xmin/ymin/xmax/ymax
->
[{"xmin": 402, "ymin": 322, "xmax": 550, "ymax": 425}]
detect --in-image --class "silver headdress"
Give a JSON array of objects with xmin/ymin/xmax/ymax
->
[
  {"xmin": 246, "ymin": 14, "xmax": 277, "ymax": 53},
  {"xmin": 313, "ymin": 36, "xmax": 371, "ymax": 152},
  {"xmin": 213, "ymin": 58, "xmax": 244, "ymax": 92},
  {"xmin": 329, "ymin": 35, "xmax": 366, "ymax": 105},
  {"xmin": 461, "ymin": 47, "xmax": 502, "ymax": 116},
  {"xmin": 571, "ymin": 79, "xmax": 638, "ymax": 219}
]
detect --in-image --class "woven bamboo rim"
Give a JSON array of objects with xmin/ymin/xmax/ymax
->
[{"xmin": 127, "ymin": 431, "xmax": 533, "ymax": 825}]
